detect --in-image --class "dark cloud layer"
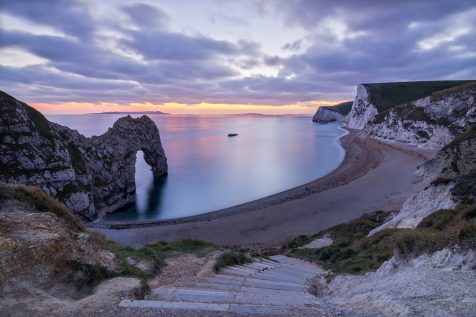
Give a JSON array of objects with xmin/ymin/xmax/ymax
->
[{"xmin": 0, "ymin": 0, "xmax": 475, "ymax": 106}]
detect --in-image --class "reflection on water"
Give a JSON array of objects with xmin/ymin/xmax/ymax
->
[{"xmin": 47, "ymin": 114, "xmax": 346, "ymax": 220}]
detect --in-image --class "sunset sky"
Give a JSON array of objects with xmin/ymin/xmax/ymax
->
[{"xmin": 1, "ymin": 0, "xmax": 475, "ymax": 114}]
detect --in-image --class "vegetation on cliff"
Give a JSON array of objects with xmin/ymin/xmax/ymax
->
[
  {"xmin": 363, "ymin": 80, "xmax": 474, "ymax": 112},
  {"xmin": 0, "ymin": 183, "xmax": 216, "ymax": 293},
  {"xmin": 327, "ymin": 101, "xmax": 353, "ymax": 115},
  {"xmin": 285, "ymin": 205, "xmax": 476, "ymax": 276}
]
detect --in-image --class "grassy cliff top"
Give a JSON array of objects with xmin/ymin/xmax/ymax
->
[
  {"xmin": 325, "ymin": 101, "xmax": 353, "ymax": 115},
  {"xmin": 362, "ymin": 80, "xmax": 475, "ymax": 112}
]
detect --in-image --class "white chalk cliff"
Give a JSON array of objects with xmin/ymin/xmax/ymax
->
[
  {"xmin": 369, "ymin": 124, "xmax": 476, "ymax": 236},
  {"xmin": 364, "ymin": 83, "xmax": 476, "ymax": 149},
  {"xmin": 312, "ymin": 107, "xmax": 346, "ymax": 122},
  {"xmin": 348, "ymin": 85, "xmax": 379, "ymax": 129}
]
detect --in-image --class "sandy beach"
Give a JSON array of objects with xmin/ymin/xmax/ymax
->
[{"xmin": 94, "ymin": 129, "xmax": 433, "ymax": 249}]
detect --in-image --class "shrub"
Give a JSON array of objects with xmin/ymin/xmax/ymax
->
[
  {"xmin": 213, "ymin": 251, "xmax": 251, "ymax": 273},
  {"xmin": 287, "ymin": 205, "xmax": 476, "ymax": 276},
  {"xmin": 459, "ymin": 223, "xmax": 476, "ymax": 248},
  {"xmin": 0, "ymin": 183, "xmax": 84, "ymax": 232}
]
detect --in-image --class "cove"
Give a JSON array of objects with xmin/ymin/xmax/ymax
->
[{"xmin": 47, "ymin": 114, "xmax": 347, "ymax": 221}]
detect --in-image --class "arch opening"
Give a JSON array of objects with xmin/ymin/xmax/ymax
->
[{"xmin": 134, "ymin": 150, "xmax": 154, "ymax": 213}]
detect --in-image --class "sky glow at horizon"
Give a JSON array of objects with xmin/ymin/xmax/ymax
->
[{"xmin": 1, "ymin": 0, "xmax": 475, "ymax": 114}]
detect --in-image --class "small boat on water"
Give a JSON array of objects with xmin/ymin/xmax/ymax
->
[{"xmin": 227, "ymin": 133, "xmax": 238, "ymax": 137}]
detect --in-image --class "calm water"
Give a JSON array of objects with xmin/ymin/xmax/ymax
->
[{"xmin": 47, "ymin": 114, "xmax": 347, "ymax": 220}]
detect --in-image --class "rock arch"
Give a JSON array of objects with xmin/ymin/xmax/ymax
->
[
  {"xmin": 0, "ymin": 91, "xmax": 167, "ymax": 219},
  {"xmin": 81, "ymin": 116, "xmax": 168, "ymax": 215}
]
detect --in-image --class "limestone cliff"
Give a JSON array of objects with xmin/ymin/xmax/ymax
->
[
  {"xmin": 0, "ymin": 91, "xmax": 167, "ymax": 219},
  {"xmin": 348, "ymin": 85, "xmax": 379, "ymax": 129},
  {"xmin": 348, "ymin": 80, "xmax": 474, "ymax": 131},
  {"xmin": 369, "ymin": 125, "xmax": 476, "ymax": 235},
  {"xmin": 312, "ymin": 101, "xmax": 352, "ymax": 123},
  {"xmin": 364, "ymin": 82, "xmax": 476, "ymax": 149}
]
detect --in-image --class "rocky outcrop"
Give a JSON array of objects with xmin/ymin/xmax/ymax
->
[
  {"xmin": 348, "ymin": 81, "xmax": 474, "ymax": 132},
  {"xmin": 418, "ymin": 125, "xmax": 476, "ymax": 180},
  {"xmin": 312, "ymin": 101, "xmax": 352, "ymax": 123},
  {"xmin": 312, "ymin": 107, "xmax": 346, "ymax": 123},
  {"xmin": 364, "ymin": 82, "xmax": 476, "ymax": 149},
  {"xmin": 327, "ymin": 248, "xmax": 476, "ymax": 316},
  {"xmin": 0, "ymin": 91, "xmax": 167, "ymax": 219},
  {"xmin": 369, "ymin": 125, "xmax": 476, "ymax": 235},
  {"xmin": 348, "ymin": 85, "xmax": 379, "ymax": 129}
]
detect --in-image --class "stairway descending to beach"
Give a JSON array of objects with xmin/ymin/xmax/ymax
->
[{"xmin": 119, "ymin": 255, "xmax": 332, "ymax": 315}]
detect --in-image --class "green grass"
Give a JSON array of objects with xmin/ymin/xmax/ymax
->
[
  {"xmin": 364, "ymin": 80, "xmax": 475, "ymax": 112},
  {"xmin": 328, "ymin": 101, "xmax": 353, "ymax": 116},
  {"xmin": 287, "ymin": 205, "xmax": 476, "ymax": 275},
  {"xmin": 450, "ymin": 169, "xmax": 476, "ymax": 204},
  {"xmin": 443, "ymin": 125, "xmax": 476, "ymax": 151},
  {"xmin": 88, "ymin": 233, "xmax": 215, "ymax": 280},
  {"xmin": 67, "ymin": 233, "xmax": 217, "ymax": 289},
  {"xmin": 0, "ymin": 182, "xmax": 84, "ymax": 232},
  {"xmin": 213, "ymin": 251, "xmax": 252, "ymax": 273},
  {"xmin": 24, "ymin": 105, "xmax": 55, "ymax": 140},
  {"xmin": 67, "ymin": 142, "xmax": 88, "ymax": 174}
]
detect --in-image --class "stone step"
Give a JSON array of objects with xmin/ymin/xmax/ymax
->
[
  {"xmin": 203, "ymin": 273, "xmax": 246, "ymax": 282},
  {"xmin": 194, "ymin": 282, "xmax": 242, "ymax": 291},
  {"xmin": 120, "ymin": 256, "xmax": 324, "ymax": 314},
  {"xmin": 199, "ymin": 276, "xmax": 306, "ymax": 292},
  {"xmin": 186, "ymin": 284, "xmax": 313, "ymax": 297},
  {"xmin": 229, "ymin": 265, "xmax": 260, "ymax": 273},
  {"xmin": 119, "ymin": 300, "xmax": 290, "ymax": 315},
  {"xmin": 241, "ymin": 262, "xmax": 276, "ymax": 270},
  {"xmin": 150, "ymin": 287, "xmax": 316, "ymax": 306},
  {"xmin": 259, "ymin": 270, "xmax": 315, "ymax": 283},
  {"xmin": 221, "ymin": 268, "xmax": 254, "ymax": 277},
  {"xmin": 242, "ymin": 271, "xmax": 310, "ymax": 284},
  {"xmin": 150, "ymin": 288, "xmax": 234, "ymax": 303},
  {"xmin": 243, "ymin": 278, "xmax": 307, "ymax": 292},
  {"xmin": 258, "ymin": 258, "xmax": 282, "ymax": 267},
  {"xmin": 234, "ymin": 291, "xmax": 316, "ymax": 306},
  {"xmin": 269, "ymin": 255, "xmax": 321, "ymax": 271}
]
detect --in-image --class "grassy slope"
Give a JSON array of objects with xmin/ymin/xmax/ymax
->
[
  {"xmin": 285, "ymin": 206, "xmax": 476, "ymax": 276},
  {"xmin": 364, "ymin": 80, "xmax": 475, "ymax": 112},
  {"xmin": 0, "ymin": 183, "xmax": 216, "ymax": 288}
]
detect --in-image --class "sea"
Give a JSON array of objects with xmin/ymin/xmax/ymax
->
[{"xmin": 47, "ymin": 114, "xmax": 347, "ymax": 221}]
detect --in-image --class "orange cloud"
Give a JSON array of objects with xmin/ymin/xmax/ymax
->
[{"xmin": 31, "ymin": 100, "xmax": 346, "ymax": 115}]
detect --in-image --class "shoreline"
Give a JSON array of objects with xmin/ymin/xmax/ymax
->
[
  {"xmin": 95, "ymin": 129, "xmax": 432, "ymax": 249},
  {"xmin": 90, "ymin": 127, "xmax": 370, "ymax": 230}
]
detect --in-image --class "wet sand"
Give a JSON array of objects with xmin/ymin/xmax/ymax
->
[{"xmin": 94, "ymin": 129, "xmax": 432, "ymax": 249}]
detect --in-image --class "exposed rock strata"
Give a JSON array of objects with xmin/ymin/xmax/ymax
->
[
  {"xmin": 369, "ymin": 125, "xmax": 476, "ymax": 235},
  {"xmin": 348, "ymin": 84, "xmax": 379, "ymax": 129},
  {"xmin": 0, "ymin": 91, "xmax": 167, "ymax": 219},
  {"xmin": 364, "ymin": 82, "xmax": 476, "ymax": 149}
]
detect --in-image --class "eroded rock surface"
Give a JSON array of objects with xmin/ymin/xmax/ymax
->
[
  {"xmin": 364, "ymin": 82, "xmax": 476, "ymax": 149},
  {"xmin": 0, "ymin": 91, "xmax": 167, "ymax": 219},
  {"xmin": 327, "ymin": 248, "xmax": 476, "ymax": 317},
  {"xmin": 312, "ymin": 107, "xmax": 346, "ymax": 123},
  {"xmin": 369, "ymin": 125, "xmax": 476, "ymax": 235}
]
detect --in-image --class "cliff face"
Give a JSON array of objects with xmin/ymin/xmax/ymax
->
[
  {"xmin": 312, "ymin": 107, "xmax": 346, "ymax": 123},
  {"xmin": 364, "ymin": 83, "xmax": 476, "ymax": 149},
  {"xmin": 312, "ymin": 101, "xmax": 352, "ymax": 123},
  {"xmin": 369, "ymin": 125, "xmax": 476, "ymax": 235},
  {"xmin": 0, "ymin": 91, "xmax": 167, "ymax": 219},
  {"xmin": 348, "ymin": 85, "xmax": 379, "ymax": 129}
]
